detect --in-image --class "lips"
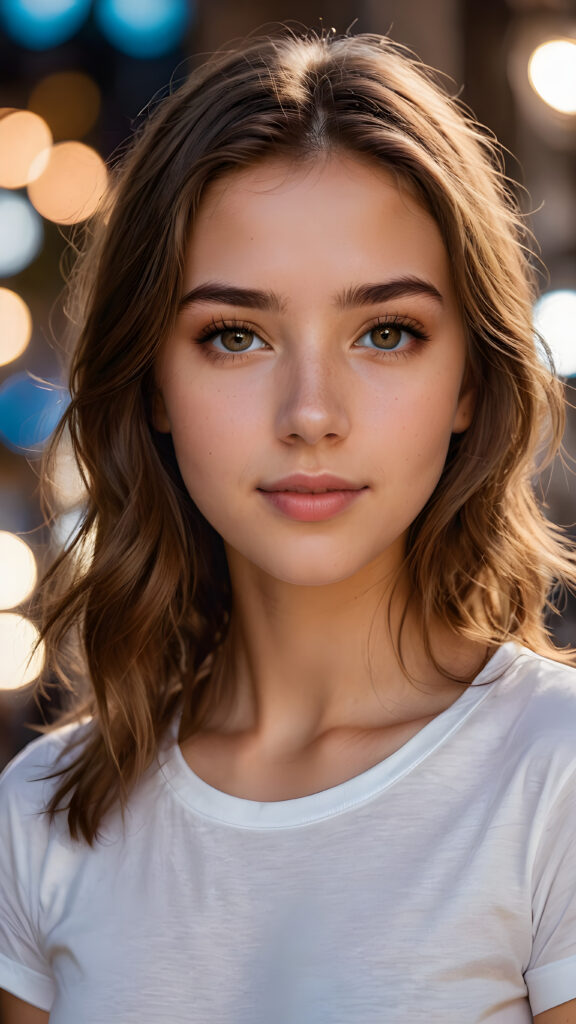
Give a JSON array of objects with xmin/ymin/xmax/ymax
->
[
  {"xmin": 258, "ymin": 474, "xmax": 367, "ymax": 522},
  {"xmin": 258, "ymin": 473, "xmax": 365, "ymax": 494}
]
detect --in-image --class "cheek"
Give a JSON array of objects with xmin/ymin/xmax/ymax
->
[
  {"xmin": 166, "ymin": 388, "xmax": 252, "ymax": 509},
  {"xmin": 370, "ymin": 376, "xmax": 461, "ymax": 455},
  {"xmin": 367, "ymin": 380, "xmax": 462, "ymax": 522}
]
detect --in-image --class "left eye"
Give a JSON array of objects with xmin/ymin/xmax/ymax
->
[
  {"xmin": 355, "ymin": 324, "xmax": 412, "ymax": 351},
  {"xmin": 211, "ymin": 327, "xmax": 267, "ymax": 353}
]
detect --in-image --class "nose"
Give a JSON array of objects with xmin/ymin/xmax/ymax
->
[{"xmin": 274, "ymin": 347, "xmax": 351, "ymax": 446}]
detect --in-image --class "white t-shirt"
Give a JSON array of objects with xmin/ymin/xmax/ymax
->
[{"xmin": 1, "ymin": 642, "xmax": 576, "ymax": 1023}]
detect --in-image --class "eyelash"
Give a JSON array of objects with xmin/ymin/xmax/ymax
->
[
  {"xmin": 195, "ymin": 318, "xmax": 265, "ymax": 362},
  {"xmin": 194, "ymin": 315, "xmax": 430, "ymax": 362}
]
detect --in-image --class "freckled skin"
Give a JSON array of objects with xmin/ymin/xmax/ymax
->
[{"xmin": 155, "ymin": 154, "xmax": 474, "ymax": 590}]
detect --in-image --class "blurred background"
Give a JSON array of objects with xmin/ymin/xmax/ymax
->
[{"xmin": 0, "ymin": 0, "xmax": 575, "ymax": 769}]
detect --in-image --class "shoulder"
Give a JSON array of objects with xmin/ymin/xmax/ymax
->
[
  {"xmin": 0, "ymin": 720, "xmax": 92, "ymax": 819},
  {"xmin": 487, "ymin": 644, "xmax": 576, "ymax": 778},
  {"xmin": 496, "ymin": 644, "xmax": 576, "ymax": 714}
]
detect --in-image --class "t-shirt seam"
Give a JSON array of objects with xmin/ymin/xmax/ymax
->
[
  {"xmin": 159, "ymin": 676, "xmax": 500, "ymax": 830},
  {"xmin": 0, "ymin": 947, "xmax": 53, "ymax": 989},
  {"xmin": 524, "ymin": 951, "xmax": 576, "ymax": 979}
]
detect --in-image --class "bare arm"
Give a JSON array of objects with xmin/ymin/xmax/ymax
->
[
  {"xmin": 534, "ymin": 998, "xmax": 576, "ymax": 1023},
  {"xmin": 0, "ymin": 991, "xmax": 49, "ymax": 1024}
]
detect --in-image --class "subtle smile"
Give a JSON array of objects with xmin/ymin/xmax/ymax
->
[{"xmin": 258, "ymin": 475, "xmax": 368, "ymax": 522}]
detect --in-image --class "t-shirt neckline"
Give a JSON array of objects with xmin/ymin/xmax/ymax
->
[{"xmin": 160, "ymin": 642, "xmax": 520, "ymax": 830}]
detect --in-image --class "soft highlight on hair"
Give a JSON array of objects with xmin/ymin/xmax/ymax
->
[{"xmin": 37, "ymin": 30, "xmax": 575, "ymax": 843}]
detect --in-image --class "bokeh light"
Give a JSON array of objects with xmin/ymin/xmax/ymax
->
[
  {"xmin": 95, "ymin": 0, "xmax": 191, "ymax": 58},
  {"xmin": 528, "ymin": 39, "xmax": 576, "ymax": 115},
  {"xmin": 0, "ymin": 373, "xmax": 69, "ymax": 454},
  {"xmin": 28, "ymin": 72, "xmax": 101, "ymax": 141},
  {"xmin": 534, "ymin": 289, "xmax": 576, "ymax": 377},
  {"xmin": 0, "ymin": 109, "xmax": 52, "ymax": 188},
  {"xmin": 0, "ymin": 191, "xmax": 43, "ymax": 277},
  {"xmin": 0, "ymin": 613, "xmax": 45, "ymax": 690},
  {"xmin": 51, "ymin": 434, "xmax": 87, "ymax": 509},
  {"xmin": 0, "ymin": 532, "xmax": 37, "ymax": 610},
  {"xmin": 28, "ymin": 142, "xmax": 108, "ymax": 224},
  {"xmin": 0, "ymin": 0, "xmax": 92, "ymax": 50},
  {"xmin": 0, "ymin": 289, "xmax": 32, "ymax": 366}
]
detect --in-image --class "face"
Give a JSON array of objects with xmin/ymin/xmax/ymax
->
[{"xmin": 154, "ymin": 154, "xmax": 474, "ymax": 588}]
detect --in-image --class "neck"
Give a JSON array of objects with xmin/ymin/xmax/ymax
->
[{"xmin": 200, "ymin": 549, "xmax": 485, "ymax": 756}]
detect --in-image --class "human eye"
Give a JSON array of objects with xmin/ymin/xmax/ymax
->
[
  {"xmin": 354, "ymin": 316, "xmax": 430, "ymax": 356},
  {"xmin": 195, "ymin": 318, "xmax": 269, "ymax": 357}
]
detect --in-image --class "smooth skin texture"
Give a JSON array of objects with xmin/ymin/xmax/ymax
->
[
  {"xmin": 0, "ymin": 992, "xmax": 48, "ymax": 1022},
  {"xmin": 536, "ymin": 1006, "xmax": 576, "ymax": 1024},
  {"xmin": 158, "ymin": 155, "xmax": 473, "ymax": 592},
  {"xmin": 154, "ymin": 153, "xmax": 487, "ymax": 796}
]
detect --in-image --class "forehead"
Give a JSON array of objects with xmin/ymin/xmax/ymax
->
[{"xmin": 186, "ymin": 154, "xmax": 453, "ymax": 296}]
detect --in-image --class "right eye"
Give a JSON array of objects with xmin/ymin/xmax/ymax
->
[{"xmin": 198, "ymin": 323, "xmax": 268, "ymax": 354}]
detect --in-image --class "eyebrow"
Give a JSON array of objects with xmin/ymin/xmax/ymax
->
[
  {"xmin": 178, "ymin": 275, "xmax": 443, "ymax": 313},
  {"xmin": 179, "ymin": 284, "xmax": 286, "ymax": 313},
  {"xmin": 335, "ymin": 277, "xmax": 443, "ymax": 309}
]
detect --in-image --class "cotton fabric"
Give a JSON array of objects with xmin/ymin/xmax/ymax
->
[{"xmin": 1, "ymin": 643, "xmax": 575, "ymax": 1022}]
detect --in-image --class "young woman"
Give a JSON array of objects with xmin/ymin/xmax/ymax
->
[{"xmin": 1, "ymin": 30, "xmax": 575, "ymax": 1024}]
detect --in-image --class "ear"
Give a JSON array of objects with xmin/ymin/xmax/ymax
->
[
  {"xmin": 151, "ymin": 388, "xmax": 171, "ymax": 433},
  {"xmin": 452, "ymin": 385, "xmax": 476, "ymax": 434}
]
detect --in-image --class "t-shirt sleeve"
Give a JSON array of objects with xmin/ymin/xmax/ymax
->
[
  {"xmin": 524, "ymin": 770, "xmax": 576, "ymax": 1016},
  {"xmin": 0, "ymin": 741, "xmax": 56, "ymax": 1011}
]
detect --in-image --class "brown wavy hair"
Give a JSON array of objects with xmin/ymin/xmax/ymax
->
[{"xmin": 37, "ymin": 30, "xmax": 575, "ymax": 843}]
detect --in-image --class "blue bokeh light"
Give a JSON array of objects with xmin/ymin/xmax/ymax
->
[
  {"xmin": 0, "ymin": 192, "xmax": 43, "ymax": 278},
  {"xmin": 0, "ymin": 0, "xmax": 92, "ymax": 50},
  {"xmin": 0, "ymin": 374, "xmax": 70, "ymax": 454},
  {"xmin": 95, "ymin": 0, "xmax": 192, "ymax": 58}
]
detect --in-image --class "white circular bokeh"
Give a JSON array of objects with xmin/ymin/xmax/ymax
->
[
  {"xmin": 0, "ymin": 613, "xmax": 45, "ymax": 690},
  {"xmin": 0, "ymin": 531, "xmax": 37, "ymax": 609},
  {"xmin": 528, "ymin": 39, "xmax": 576, "ymax": 115},
  {"xmin": 534, "ymin": 290, "xmax": 576, "ymax": 378}
]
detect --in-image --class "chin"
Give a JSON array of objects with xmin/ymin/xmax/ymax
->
[
  {"xmin": 245, "ymin": 548, "xmax": 387, "ymax": 588},
  {"xmin": 269, "ymin": 568, "xmax": 358, "ymax": 588},
  {"xmin": 225, "ymin": 533, "xmax": 405, "ymax": 589}
]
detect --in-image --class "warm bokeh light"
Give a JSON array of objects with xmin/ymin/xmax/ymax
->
[
  {"xmin": 0, "ymin": 190, "xmax": 43, "ymax": 276},
  {"xmin": 28, "ymin": 71, "xmax": 101, "ymax": 141},
  {"xmin": 0, "ymin": 532, "xmax": 37, "ymax": 610},
  {"xmin": 0, "ymin": 289, "xmax": 32, "ymax": 366},
  {"xmin": 528, "ymin": 39, "xmax": 576, "ymax": 114},
  {"xmin": 51, "ymin": 434, "xmax": 87, "ymax": 509},
  {"xmin": 0, "ymin": 613, "xmax": 45, "ymax": 690},
  {"xmin": 0, "ymin": 109, "xmax": 52, "ymax": 188},
  {"xmin": 534, "ymin": 289, "xmax": 576, "ymax": 377},
  {"xmin": 28, "ymin": 141, "xmax": 108, "ymax": 224}
]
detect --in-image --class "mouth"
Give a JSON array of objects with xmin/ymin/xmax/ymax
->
[
  {"xmin": 262, "ymin": 486, "xmax": 361, "ymax": 494},
  {"xmin": 258, "ymin": 474, "xmax": 367, "ymax": 494},
  {"xmin": 257, "ymin": 476, "xmax": 368, "ymax": 522}
]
